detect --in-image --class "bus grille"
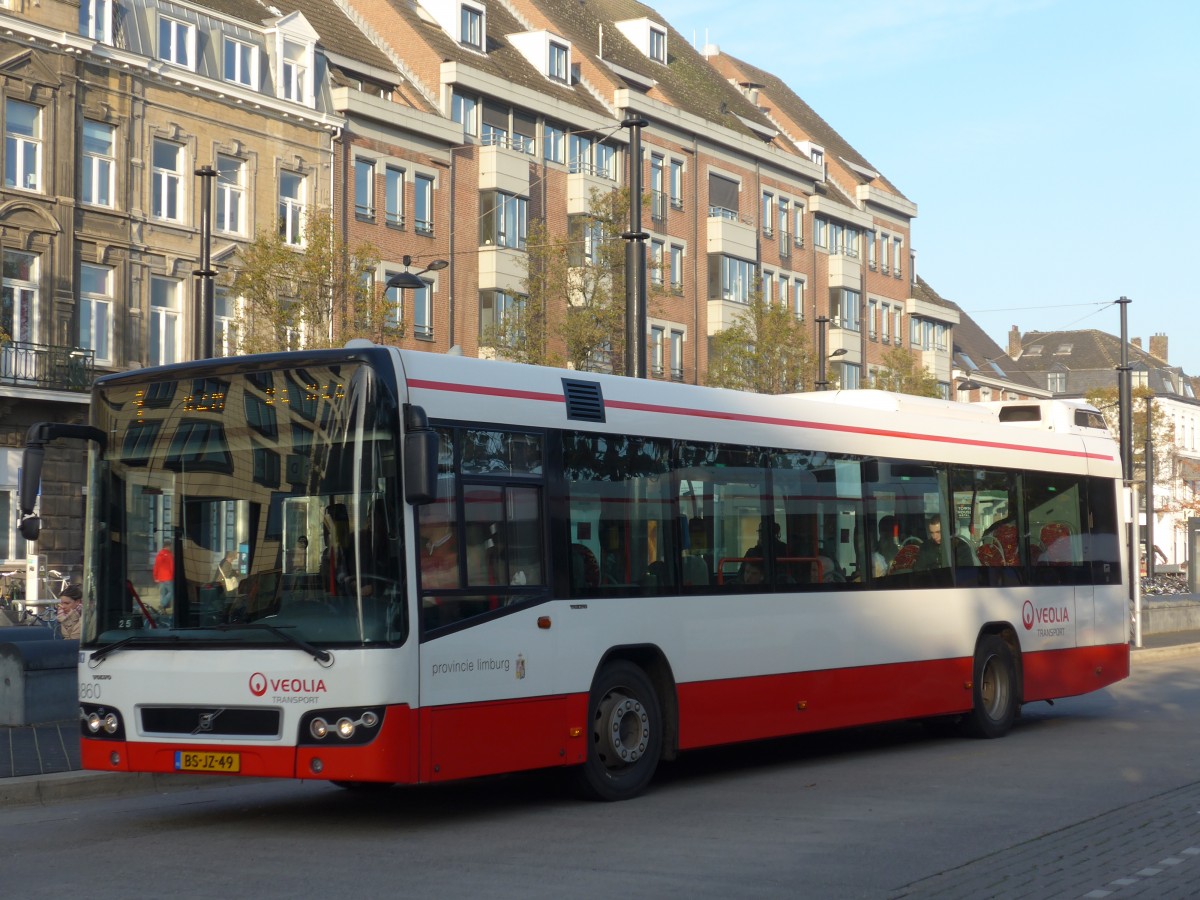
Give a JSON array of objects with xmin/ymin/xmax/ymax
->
[{"xmin": 140, "ymin": 707, "xmax": 282, "ymax": 738}]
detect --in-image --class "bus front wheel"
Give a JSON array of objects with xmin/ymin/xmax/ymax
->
[
  {"xmin": 576, "ymin": 661, "xmax": 662, "ymax": 801},
  {"xmin": 965, "ymin": 634, "xmax": 1018, "ymax": 739}
]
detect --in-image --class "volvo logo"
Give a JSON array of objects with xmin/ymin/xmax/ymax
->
[{"xmin": 193, "ymin": 710, "xmax": 224, "ymax": 735}]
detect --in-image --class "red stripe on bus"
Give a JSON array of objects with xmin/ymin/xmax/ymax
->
[{"xmin": 407, "ymin": 379, "xmax": 1115, "ymax": 463}]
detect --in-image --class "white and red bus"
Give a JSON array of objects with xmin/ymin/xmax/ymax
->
[{"xmin": 21, "ymin": 344, "xmax": 1129, "ymax": 800}]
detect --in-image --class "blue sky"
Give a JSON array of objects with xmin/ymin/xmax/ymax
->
[{"xmin": 650, "ymin": 0, "xmax": 1200, "ymax": 376}]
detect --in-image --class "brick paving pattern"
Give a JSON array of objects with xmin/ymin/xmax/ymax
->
[
  {"xmin": 892, "ymin": 781, "xmax": 1200, "ymax": 898},
  {"xmin": 2, "ymin": 721, "xmax": 80, "ymax": 778}
]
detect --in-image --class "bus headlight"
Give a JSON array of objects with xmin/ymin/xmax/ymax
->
[
  {"xmin": 103, "ymin": 713, "xmax": 119, "ymax": 734},
  {"xmin": 298, "ymin": 708, "xmax": 384, "ymax": 745},
  {"xmin": 80, "ymin": 703, "xmax": 125, "ymax": 740},
  {"xmin": 87, "ymin": 712, "xmax": 102, "ymax": 733}
]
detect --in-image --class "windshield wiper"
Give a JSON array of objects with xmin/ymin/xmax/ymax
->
[
  {"xmin": 211, "ymin": 622, "xmax": 333, "ymax": 664},
  {"xmin": 89, "ymin": 633, "xmax": 182, "ymax": 665}
]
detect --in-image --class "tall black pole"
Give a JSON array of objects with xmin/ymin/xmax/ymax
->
[
  {"xmin": 815, "ymin": 315, "xmax": 829, "ymax": 390},
  {"xmin": 1145, "ymin": 395, "xmax": 1155, "ymax": 579},
  {"xmin": 622, "ymin": 116, "xmax": 649, "ymax": 378},
  {"xmin": 194, "ymin": 165, "xmax": 217, "ymax": 360},
  {"xmin": 1117, "ymin": 295, "xmax": 1132, "ymax": 482}
]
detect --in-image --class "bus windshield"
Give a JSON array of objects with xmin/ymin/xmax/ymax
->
[{"xmin": 82, "ymin": 359, "xmax": 406, "ymax": 649}]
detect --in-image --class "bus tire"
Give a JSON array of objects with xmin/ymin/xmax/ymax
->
[
  {"xmin": 965, "ymin": 634, "xmax": 1017, "ymax": 739},
  {"xmin": 576, "ymin": 661, "xmax": 662, "ymax": 801}
]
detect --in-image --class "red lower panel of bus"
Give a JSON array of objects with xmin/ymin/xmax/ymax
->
[
  {"xmin": 419, "ymin": 694, "xmax": 588, "ymax": 783},
  {"xmin": 676, "ymin": 643, "xmax": 1129, "ymax": 751},
  {"xmin": 82, "ymin": 704, "xmax": 417, "ymax": 783}
]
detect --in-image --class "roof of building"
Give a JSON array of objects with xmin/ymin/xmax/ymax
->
[
  {"xmin": 1009, "ymin": 329, "xmax": 1197, "ymax": 400},
  {"xmin": 706, "ymin": 50, "xmax": 907, "ymax": 200}
]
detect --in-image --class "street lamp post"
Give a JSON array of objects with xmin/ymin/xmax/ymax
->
[
  {"xmin": 814, "ymin": 316, "xmax": 847, "ymax": 390},
  {"xmin": 385, "ymin": 255, "xmax": 449, "ymax": 340},
  {"xmin": 1145, "ymin": 395, "xmax": 1155, "ymax": 580}
]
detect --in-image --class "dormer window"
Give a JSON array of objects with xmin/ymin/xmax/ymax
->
[
  {"xmin": 460, "ymin": 3, "xmax": 484, "ymax": 50},
  {"xmin": 615, "ymin": 18, "xmax": 669, "ymax": 65},
  {"xmin": 158, "ymin": 16, "xmax": 195, "ymax": 70},
  {"xmin": 549, "ymin": 41, "xmax": 569, "ymax": 82},
  {"xmin": 509, "ymin": 31, "xmax": 573, "ymax": 84},
  {"xmin": 80, "ymin": 0, "xmax": 113, "ymax": 44},
  {"xmin": 649, "ymin": 27, "xmax": 666, "ymax": 64},
  {"xmin": 268, "ymin": 11, "xmax": 319, "ymax": 108}
]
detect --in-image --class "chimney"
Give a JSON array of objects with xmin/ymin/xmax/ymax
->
[
  {"xmin": 1150, "ymin": 333, "xmax": 1168, "ymax": 362},
  {"xmin": 1008, "ymin": 326, "xmax": 1021, "ymax": 357},
  {"xmin": 1131, "ymin": 337, "xmax": 1142, "ymax": 350}
]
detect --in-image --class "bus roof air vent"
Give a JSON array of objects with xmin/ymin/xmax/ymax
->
[{"xmin": 562, "ymin": 378, "xmax": 605, "ymax": 423}]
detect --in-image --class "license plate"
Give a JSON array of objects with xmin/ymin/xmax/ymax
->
[{"xmin": 174, "ymin": 751, "xmax": 240, "ymax": 773}]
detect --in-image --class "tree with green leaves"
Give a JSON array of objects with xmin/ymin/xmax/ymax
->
[
  {"xmin": 223, "ymin": 208, "xmax": 382, "ymax": 353},
  {"xmin": 483, "ymin": 187, "xmax": 653, "ymax": 372},
  {"xmin": 873, "ymin": 346, "xmax": 942, "ymax": 397},
  {"xmin": 1085, "ymin": 384, "xmax": 1172, "ymax": 480},
  {"xmin": 705, "ymin": 287, "xmax": 814, "ymax": 394}
]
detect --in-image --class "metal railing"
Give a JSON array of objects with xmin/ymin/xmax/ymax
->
[{"xmin": 0, "ymin": 341, "xmax": 95, "ymax": 392}]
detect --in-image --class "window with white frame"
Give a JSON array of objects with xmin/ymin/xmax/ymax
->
[
  {"xmin": 216, "ymin": 155, "xmax": 245, "ymax": 234},
  {"xmin": 549, "ymin": 42, "xmax": 569, "ymax": 82},
  {"xmin": 669, "ymin": 244, "xmax": 683, "ymax": 292},
  {"xmin": 650, "ymin": 239, "xmax": 664, "ymax": 286},
  {"xmin": 278, "ymin": 170, "xmax": 305, "ymax": 246},
  {"xmin": 412, "ymin": 280, "xmax": 433, "ymax": 339},
  {"xmin": 794, "ymin": 204, "xmax": 804, "ymax": 247},
  {"xmin": 80, "ymin": 0, "xmax": 112, "ymax": 43},
  {"xmin": 158, "ymin": 16, "xmax": 195, "ymax": 69},
  {"xmin": 761, "ymin": 192, "xmax": 774, "ymax": 236},
  {"xmin": 460, "ymin": 3, "xmax": 484, "ymax": 50},
  {"xmin": 841, "ymin": 363, "xmax": 861, "ymax": 390},
  {"xmin": 778, "ymin": 198, "xmax": 790, "ymax": 247},
  {"xmin": 383, "ymin": 275, "xmax": 404, "ymax": 330},
  {"xmin": 669, "ymin": 158, "xmax": 683, "ymax": 209},
  {"xmin": 720, "ymin": 256, "xmax": 754, "ymax": 304},
  {"xmin": 879, "ymin": 232, "xmax": 890, "ymax": 273},
  {"xmin": 569, "ymin": 133, "xmax": 593, "ymax": 175},
  {"xmin": 832, "ymin": 288, "xmax": 860, "ymax": 332},
  {"xmin": 414, "ymin": 174, "xmax": 434, "ymax": 235},
  {"xmin": 480, "ymin": 190, "xmax": 527, "ymax": 250},
  {"xmin": 779, "ymin": 276, "xmax": 788, "ymax": 309},
  {"xmin": 1047, "ymin": 371, "xmax": 1066, "ymax": 393},
  {"xmin": 281, "ymin": 40, "xmax": 308, "ymax": 103},
  {"xmin": 82, "ymin": 120, "xmax": 114, "ymax": 207},
  {"xmin": 761, "ymin": 269, "xmax": 774, "ymax": 302},
  {"xmin": 481, "ymin": 101, "xmax": 508, "ymax": 147},
  {"xmin": 151, "ymin": 138, "xmax": 183, "ymax": 222},
  {"xmin": 813, "ymin": 217, "xmax": 827, "ymax": 249},
  {"xmin": 544, "ymin": 122, "xmax": 565, "ymax": 163},
  {"xmin": 892, "ymin": 236, "xmax": 903, "ymax": 277},
  {"xmin": 385, "ymin": 165, "xmax": 405, "ymax": 227},
  {"xmin": 150, "ymin": 276, "xmax": 182, "ymax": 366},
  {"xmin": 214, "ymin": 288, "xmax": 238, "ymax": 356},
  {"xmin": 354, "ymin": 157, "xmax": 375, "ymax": 220},
  {"xmin": 669, "ymin": 329, "xmax": 683, "ymax": 380},
  {"xmin": 867, "ymin": 298, "xmax": 878, "ymax": 339},
  {"xmin": 596, "ymin": 143, "xmax": 616, "ymax": 180},
  {"xmin": 867, "ymin": 230, "xmax": 877, "ymax": 269},
  {"xmin": 2, "ymin": 250, "xmax": 38, "ymax": 345},
  {"xmin": 830, "ymin": 222, "xmax": 843, "ymax": 255},
  {"xmin": 793, "ymin": 277, "xmax": 805, "ymax": 319},
  {"xmin": 79, "ymin": 263, "xmax": 113, "ymax": 365},
  {"xmin": 5, "ymin": 100, "xmax": 41, "ymax": 192},
  {"xmin": 649, "ymin": 26, "xmax": 666, "ymax": 64},
  {"xmin": 651, "ymin": 325, "xmax": 665, "ymax": 376},
  {"xmin": 451, "ymin": 90, "xmax": 478, "ymax": 137},
  {"xmin": 224, "ymin": 37, "xmax": 256, "ymax": 88},
  {"xmin": 479, "ymin": 290, "xmax": 523, "ymax": 344},
  {"xmin": 650, "ymin": 154, "xmax": 665, "ymax": 220}
]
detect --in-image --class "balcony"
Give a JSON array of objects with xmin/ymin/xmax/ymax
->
[
  {"xmin": 0, "ymin": 342, "xmax": 95, "ymax": 392},
  {"xmin": 706, "ymin": 209, "xmax": 757, "ymax": 260}
]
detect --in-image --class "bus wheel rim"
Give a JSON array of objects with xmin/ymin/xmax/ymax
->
[
  {"xmin": 595, "ymin": 691, "xmax": 650, "ymax": 769},
  {"xmin": 980, "ymin": 654, "xmax": 1008, "ymax": 720}
]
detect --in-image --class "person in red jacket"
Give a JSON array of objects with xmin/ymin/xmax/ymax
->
[{"xmin": 153, "ymin": 541, "xmax": 174, "ymax": 610}]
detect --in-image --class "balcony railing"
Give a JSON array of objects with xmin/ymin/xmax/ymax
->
[{"xmin": 0, "ymin": 341, "xmax": 95, "ymax": 392}]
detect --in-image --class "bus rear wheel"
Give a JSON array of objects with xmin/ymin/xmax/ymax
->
[
  {"xmin": 965, "ymin": 634, "xmax": 1018, "ymax": 739},
  {"xmin": 576, "ymin": 661, "xmax": 662, "ymax": 801}
]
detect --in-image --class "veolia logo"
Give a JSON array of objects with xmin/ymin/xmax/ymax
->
[
  {"xmin": 249, "ymin": 672, "xmax": 268, "ymax": 696},
  {"xmin": 1022, "ymin": 600, "xmax": 1035, "ymax": 630}
]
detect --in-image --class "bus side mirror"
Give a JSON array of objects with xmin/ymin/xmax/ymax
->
[{"xmin": 404, "ymin": 430, "xmax": 438, "ymax": 505}]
